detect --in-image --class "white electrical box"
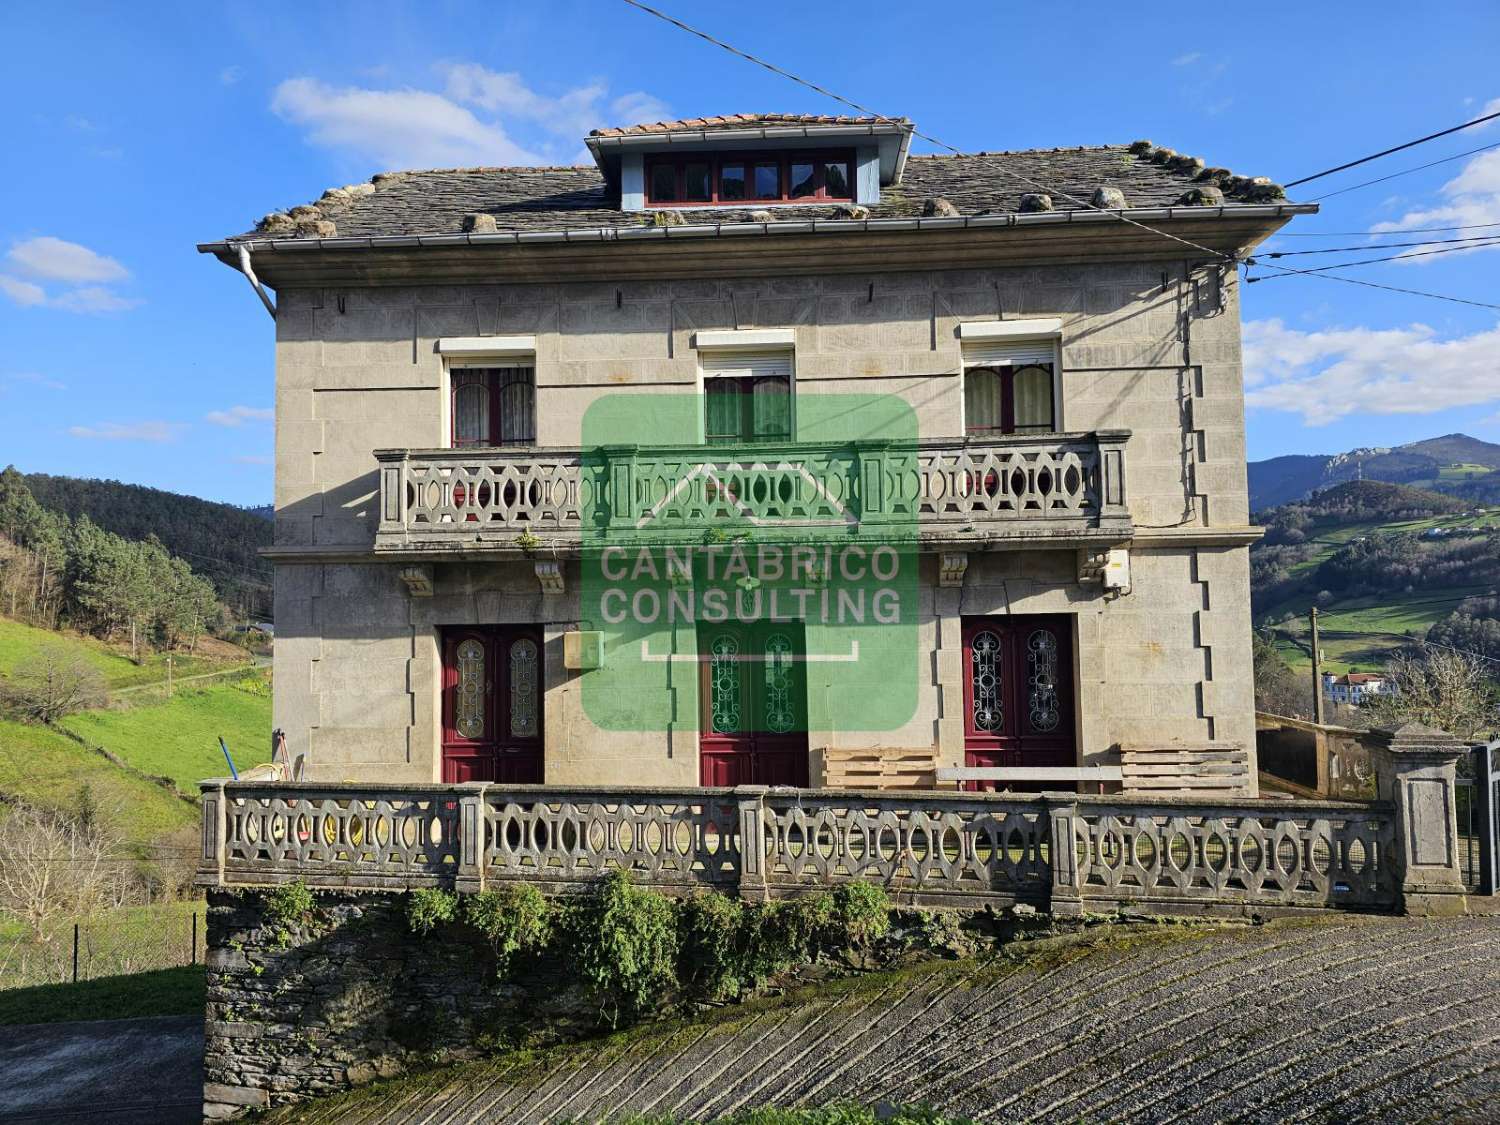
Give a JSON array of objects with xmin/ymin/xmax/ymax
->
[
  {"xmin": 563, "ymin": 631, "xmax": 603, "ymax": 670},
  {"xmin": 1103, "ymin": 548, "xmax": 1132, "ymax": 594}
]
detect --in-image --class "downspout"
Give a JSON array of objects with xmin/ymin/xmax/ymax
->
[{"xmin": 234, "ymin": 243, "xmax": 277, "ymax": 320}]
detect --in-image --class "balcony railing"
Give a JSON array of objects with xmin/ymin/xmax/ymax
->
[{"xmin": 374, "ymin": 430, "xmax": 1130, "ymax": 551}]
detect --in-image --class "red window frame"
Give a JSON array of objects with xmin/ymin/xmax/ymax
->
[
  {"xmin": 963, "ymin": 364, "xmax": 1056, "ymax": 437},
  {"xmin": 645, "ymin": 150, "xmax": 855, "ymax": 207},
  {"xmin": 450, "ymin": 367, "xmax": 536, "ymax": 448}
]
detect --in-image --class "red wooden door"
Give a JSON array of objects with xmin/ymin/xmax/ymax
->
[
  {"xmin": 699, "ymin": 622, "xmax": 809, "ymax": 787},
  {"xmin": 441, "ymin": 627, "xmax": 543, "ymax": 783},
  {"xmin": 962, "ymin": 616, "xmax": 1075, "ymax": 791}
]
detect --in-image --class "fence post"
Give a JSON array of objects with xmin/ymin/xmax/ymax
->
[
  {"xmin": 1369, "ymin": 723, "xmax": 1469, "ymax": 915},
  {"xmin": 1047, "ymin": 800, "xmax": 1084, "ymax": 916},
  {"xmin": 1479, "ymin": 740, "xmax": 1498, "ymax": 897},
  {"xmin": 455, "ymin": 783, "xmax": 489, "ymax": 894},
  {"xmin": 734, "ymin": 786, "xmax": 769, "ymax": 903},
  {"xmin": 192, "ymin": 912, "xmax": 199, "ymax": 966}
]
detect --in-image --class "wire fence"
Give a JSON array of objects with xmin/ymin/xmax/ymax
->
[{"xmin": 0, "ymin": 904, "xmax": 203, "ymax": 990}]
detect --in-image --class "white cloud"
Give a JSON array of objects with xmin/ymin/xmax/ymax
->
[
  {"xmin": 1370, "ymin": 98, "xmax": 1500, "ymax": 256},
  {"xmin": 0, "ymin": 275, "xmax": 46, "ymax": 306},
  {"xmin": 2, "ymin": 371, "xmax": 66, "ymax": 391},
  {"xmin": 1172, "ymin": 51, "xmax": 1202, "ymax": 66},
  {"xmin": 68, "ymin": 421, "xmax": 184, "ymax": 443},
  {"xmin": 50, "ymin": 286, "xmax": 143, "ymax": 313},
  {"xmin": 1243, "ymin": 317, "xmax": 1500, "ymax": 425},
  {"xmin": 8, "ymin": 237, "xmax": 129, "ymax": 283},
  {"xmin": 271, "ymin": 66, "xmax": 669, "ymax": 170},
  {"xmin": 206, "ymin": 405, "xmax": 274, "ymax": 427},
  {"xmin": 220, "ymin": 65, "xmax": 243, "ymax": 86},
  {"xmin": 272, "ymin": 77, "xmax": 545, "ymax": 168}
]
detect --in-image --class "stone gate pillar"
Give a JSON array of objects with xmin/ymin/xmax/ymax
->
[{"xmin": 1369, "ymin": 723, "xmax": 1469, "ymax": 916}]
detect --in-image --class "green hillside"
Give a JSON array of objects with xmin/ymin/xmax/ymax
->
[
  {"xmin": 1251, "ymin": 480, "xmax": 1500, "ymax": 675},
  {"xmin": 0, "ymin": 616, "xmax": 229, "ymax": 689},
  {"xmin": 61, "ymin": 673, "xmax": 271, "ymax": 795},
  {"xmin": 0, "ymin": 719, "xmax": 197, "ymax": 848}
]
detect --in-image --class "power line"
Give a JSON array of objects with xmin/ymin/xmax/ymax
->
[
  {"xmin": 1266, "ymin": 234, "xmax": 1500, "ymax": 257},
  {"xmin": 621, "ymin": 1, "xmax": 1500, "ymax": 314},
  {"xmin": 1283, "ymin": 108, "xmax": 1500, "ymax": 188},
  {"xmin": 1272, "ymin": 221, "xmax": 1500, "ymax": 238},
  {"xmin": 1244, "ymin": 262, "xmax": 1500, "ymax": 310},
  {"xmin": 618, "ymin": 0, "xmax": 1238, "ymax": 265},
  {"xmin": 1306, "ymin": 139, "xmax": 1500, "ymax": 202},
  {"xmin": 1256, "ymin": 238, "xmax": 1500, "ymax": 275}
]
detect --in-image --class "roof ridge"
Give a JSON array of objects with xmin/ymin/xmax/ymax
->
[{"xmin": 590, "ymin": 112, "xmax": 902, "ymax": 137}]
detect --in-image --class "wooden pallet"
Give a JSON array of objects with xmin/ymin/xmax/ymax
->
[
  {"xmin": 1119, "ymin": 744, "xmax": 1252, "ymax": 796},
  {"xmin": 820, "ymin": 747, "xmax": 938, "ymax": 791}
]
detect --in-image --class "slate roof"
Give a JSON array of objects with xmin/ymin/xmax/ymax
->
[
  {"xmin": 226, "ymin": 140, "xmax": 1290, "ymax": 243},
  {"xmin": 589, "ymin": 113, "xmax": 896, "ymax": 136}
]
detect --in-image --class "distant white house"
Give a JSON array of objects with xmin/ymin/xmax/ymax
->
[{"xmin": 1322, "ymin": 671, "xmax": 1394, "ymax": 706}]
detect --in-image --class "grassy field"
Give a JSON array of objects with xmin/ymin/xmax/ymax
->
[
  {"xmin": 61, "ymin": 671, "xmax": 272, "ymax": 795},
  {"xmin": 0, "ymin": 965, "xmax": 204, "ymax": 1025},
  {"xmin": 0, "ymin": 616, "xmax": 236, "ymax": 689},
  {"xmin": 0, "ymin": 718, "xmax": 197, "ymax": 847}
]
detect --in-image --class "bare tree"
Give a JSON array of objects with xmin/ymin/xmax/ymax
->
[
  {"xmin": 0, "ymin": 644, "xmax": 107, "ymax": 723},
  {"xmin": 0, "ymin": 790, "xmax": 131, "ymax": 940},
  {"xmin": 1364, "ymin": 647, "xmax": 1500, "ymax": 741}
]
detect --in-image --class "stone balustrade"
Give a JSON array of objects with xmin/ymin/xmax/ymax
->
[
  {"xmin": 372, "ymin": 430, "xmax": 1131, "ymax": 552},
  {"xmin": 198, "ymin": 780, "xmax": 1426, "ymax": 915}
]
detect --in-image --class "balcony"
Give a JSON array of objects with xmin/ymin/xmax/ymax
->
[{"xmin": 374, "ymin": 430, "xmax": 1131, "ymax": 554}]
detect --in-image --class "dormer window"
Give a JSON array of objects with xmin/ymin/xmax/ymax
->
[{"xmin": 646, "ymin": 151, "xmax": 854, "ymax": 206}]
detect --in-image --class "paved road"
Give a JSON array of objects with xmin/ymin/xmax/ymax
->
[
  {"xmin": 0, "ymin": 1016, "xmax": 201, "ymax": 1124},
  {"xmin": 277, "ymin": 914, "xmax": 1500, "ymax": 1124}
]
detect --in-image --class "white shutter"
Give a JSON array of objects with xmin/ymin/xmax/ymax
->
[
  {"xmin": 699, "ymin": 347, "xmax": 794, "ymax": 380},
  {"xmin": 961, "ymin": 338, "xmax": 1057, "ymax": 368}
]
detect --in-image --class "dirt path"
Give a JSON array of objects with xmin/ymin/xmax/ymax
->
[{"xmin": 270, "ymin": 913, "xmax": 1500, "ymax": 1124}]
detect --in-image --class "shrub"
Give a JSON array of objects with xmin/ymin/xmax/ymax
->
[
  {"xmin": 465, "ymin": 884, "xmax": 551, "ymax": 975},
  {"xmin": 827, "ymin": 883, "xmax": 891, "ymax": 965},
  {"xmin": 567, "ymin": 870, "xmax": 679, "ymax": 1025},
  {"xmin": 743, "ymin": 892, "xmax": 834, "ymax": 981},
  {"xmin": 263, "ymin": 881, "xmax": 320, "ymax": 948},
  {"xmin": 405, "ymin": 888, "xmax": 459, "ymax": 934},
  {"xmin": 677, "ymin": 890, "xmax": 748, "ymax": 1000},
  {"xmin": 0, "ymin": 644, "xmax": 106, "ymax": 722}
]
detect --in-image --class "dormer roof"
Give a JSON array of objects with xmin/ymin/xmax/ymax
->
[{"xmin": 583, "ymin": 112, "xmax": 915, "ymax": 186}]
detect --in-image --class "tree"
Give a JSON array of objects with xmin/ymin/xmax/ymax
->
[
  {"xmin": 0, "ymin": 789, "xmax": 129, "ymax": 939},
  {"xmin": 0, "ymin": 643, "xmax": 107, "ymax": 722},
  {"xmin": 1364, "ymin": 648, "xmax": 1500, "ymax": 741},
  {"xmin": 1253, "ymin": 631, "xmax": 1312, "ymax": 719}
]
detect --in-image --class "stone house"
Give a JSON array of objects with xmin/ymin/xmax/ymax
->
[{"xmin": 200, "ymin": 112, "xmax": 1311, "ymax": 795}]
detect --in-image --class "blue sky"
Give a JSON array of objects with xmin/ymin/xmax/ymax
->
[{"xmin": 1, "ymin": 0, "xmax": 1497, "ymax": 505}]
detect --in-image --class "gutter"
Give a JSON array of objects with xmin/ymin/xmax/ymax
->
[
  {"xmin": 197, "ymin": 203, "xmax": 1319, "ymax": 257},
  {"xmin": 233, "ymin": 243, "xmax": 277, "ymax": 319}
]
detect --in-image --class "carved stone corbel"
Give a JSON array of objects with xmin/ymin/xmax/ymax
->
[
  {"xmin": 938, "ymin": 552, "xmax": 968, "ymax": 588},
  {"xmin": 398, "ymin": 565, "xmax": 434, "ymax": 597},
  {"xmin": 535, "ymin": 560, "xmax": 564, "ymax": 595}
]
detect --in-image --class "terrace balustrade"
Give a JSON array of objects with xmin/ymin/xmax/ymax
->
[{"xmin": 373, "ymin": 430, "xmax": 1131, "ymax": 552}]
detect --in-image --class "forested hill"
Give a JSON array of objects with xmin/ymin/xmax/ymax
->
[
  {"xmin": 21, "ymin": 472, "xmax": 271, "ymax": 618},
  {"xmin": 1249, "ymin": 432, "xmax": 1500, "ymax": 511}
]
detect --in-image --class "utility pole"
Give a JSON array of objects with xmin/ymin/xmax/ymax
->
[
  {"xmin": 166, "ymin": 653, "xmax": 173, "ymax": 697},
  {"xmin": 1310, "ymin": 605, "xmax": 1325, "ymax": 725}
]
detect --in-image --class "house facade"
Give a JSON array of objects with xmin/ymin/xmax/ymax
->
[
  {"xmin": 1323, "ymin": 671, "xmax": 1393, "ymax": 707},
  {"xmin": 202, "ymin": 113, "xmax": 1310, "ymax": 795}
]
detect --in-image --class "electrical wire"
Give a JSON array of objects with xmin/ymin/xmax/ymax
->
[
  {"xmin": 1306, "ymin": 139, "xmax": 1500, "ymax": 202},
  {"xmin": 1283, "ymin": 108, "xmax": 1500, "ymax": 187},
  {"xmin": 1244, "ymin": 264, "xmax": 1500, "ymax": 310},
  {"xmin": 1266, "ymin": 234, "xmax": 1500, "ymax": 257},
  {"xmin": 1256, "ymin": 238, "xmax": 1500, "ymax": 275},
  {"xmin": 1272, "ymin": 221, "xmax": 1500, "ymax": 238},
  {"xmin": 622, "ymin": 1, "xmax": 1500, "ymax": 314},
  {"xmin": 618, "ymin": 0, "xmax": 1239, "ymax": 265}
]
